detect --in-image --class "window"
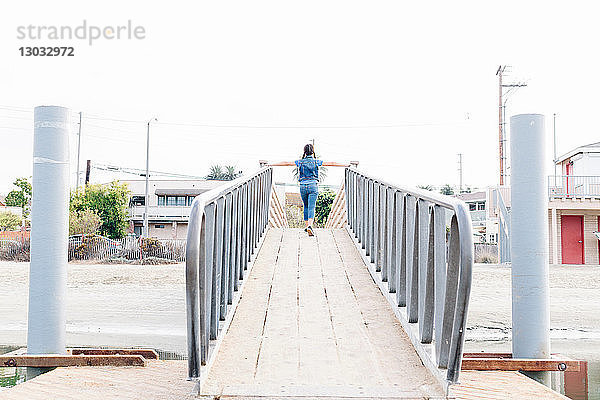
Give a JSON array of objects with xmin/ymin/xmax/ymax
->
[
  {"xmin": 187, "ymin": 196, "xmax": 195, "ymax": 206},
  {"xmin": 177, "ymin": 196, "xmax": 186, "ymax": 206},
  {"xmin": 155, "ymin": 224, "xmax": 165, "ymax": 229},
  {"xmin": 469, "ymin": 203, "xmax": 476, "ymax": 211},
  {"xmin": 477, "ymin": 202, "xmax": 485, "ymax": 210},
  {"xmin": 157, "ymin": 195, "xmax": 165, "ymax": 206},
  {"xmin": 167, "ymin": 196, "xmax": 177, "ymax": 206},
  {"xmin": 130, "ymin": 196, "xmax": 145, "ymax": 206}
]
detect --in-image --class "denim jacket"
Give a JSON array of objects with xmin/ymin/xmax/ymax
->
[{"xmin": 295, "ymin": 156, "xmax": 323, "ymax": 184}]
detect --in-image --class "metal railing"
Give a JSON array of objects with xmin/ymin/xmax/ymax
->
[
  {"xmin": 548, "ymin": 175, "xmax": 600, "ymax": 198},
  {"xmin": 344, "ymin": 168, "xmax": 473, "ymax": 385},
  {"xmin": 185, "ymin": 167, "xmax": 272, "ymax": 380},
  {"xmin": 494, "ymin": 189, "xmax": 511, "ymax": 263}
]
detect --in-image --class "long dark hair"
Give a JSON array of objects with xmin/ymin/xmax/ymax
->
[{"xmin": 302, "ymin": 143, "xmax": 314, "ymax": 159}]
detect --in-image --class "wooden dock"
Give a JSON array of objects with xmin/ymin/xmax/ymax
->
[{"xmin": 0, "ymin": 228, "xmax": 568, "ymax": 399}]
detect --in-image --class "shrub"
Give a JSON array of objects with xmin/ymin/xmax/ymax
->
[
  {"xmin": 69, "ymin": 209, "xmax": 102, "ymax": 236},
  {"xmin": 315, "ymin": 190, "xmax": 336, "ymax": 227},
  {"xmin": 0, "ymin": 212, "xmax": 21, "ymax": 231}
]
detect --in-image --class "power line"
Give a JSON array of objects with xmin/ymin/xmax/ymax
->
[{"xmin": 91, "ymin": 161, "xmax": 204, "ymax": 179}]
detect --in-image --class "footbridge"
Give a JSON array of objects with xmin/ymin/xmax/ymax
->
[{"xmin": 185, "ymin": 166, "xmax": 475, "ymax": 398}]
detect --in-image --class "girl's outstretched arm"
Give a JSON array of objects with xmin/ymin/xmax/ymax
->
[
  {"xmin": 322, "ymin": 161, "xmax": 351, "ymax": 167},
  {"xmin": 269, "ymin": 161, "xmax": 296, "ymax": 166}
]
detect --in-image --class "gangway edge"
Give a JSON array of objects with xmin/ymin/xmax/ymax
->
[
  {"xmin": 343, "ymin": 168, "xmax": 473, "ymax": 389},
  {"xmin": 186, "ymin": 167, "xmax": 273, "ymax": 383}
]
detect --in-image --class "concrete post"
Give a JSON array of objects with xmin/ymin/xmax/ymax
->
[
  {"xmin": 510, "ymin": 113, "xmax": 550, "ymax": 384},
  {"xmin": 27, "ymin": 106, "xmax": 71, "ymax": 357}
]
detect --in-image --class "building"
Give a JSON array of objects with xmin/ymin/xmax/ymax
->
[
  {"xmin": 455, "ymin": 191, "xmax": 490, "ymax": 244},
  {"xmin": 487, "ymin": 142, "xmax": 600, "ymax": 265},
  {"xmin": 121, "ymin": 179, "xmax": 224, "ymax": 239},
  {"xmin": 547, "ymin": 142, "xmax": 600, "ymax": 265}
]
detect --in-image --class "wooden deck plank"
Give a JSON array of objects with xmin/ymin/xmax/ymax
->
[
  {"xmin": 451, "ymin": 371, "xmax": 569, "ymax": 399},
  {"xmin": 201, "ymin": 228, "xmax": 444, "ymax": 398},
  {"xmin": 0, "ymin": 361, "xmax": 195, "ymax": 400},
  {"xmin": 0, "ymin": 354, "xmax": 146, "ymax": 367}
]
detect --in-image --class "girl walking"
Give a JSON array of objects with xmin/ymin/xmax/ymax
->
[{"xmin": 271, "ymin": 144, "xmax": 349, "ymax": 236}]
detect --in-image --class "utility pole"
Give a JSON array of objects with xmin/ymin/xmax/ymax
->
[
  {"xmin": 85, "ymin": 160, "xmax": 91, "ymax": 185},
  {"xmin": 553, "ymin": 113, "xmax": 558, "ymax": 177},
  {"xmin": 143, "ymin": 118, "xmax": 158, "ymax": 237},
  {"xmin": 75, "ymin": 112, "xmax": 82, "ymax": 191},
  {"xmin": 497, "ymin": 66, "xmax": 504, "ymax": 186},
  {"xmin": 496, "ymin": 65, "xmax": 527, "ymax": 186},
  {"xmin": 458, "ymin": 153, "xmax": 463, "ymax": 193}
]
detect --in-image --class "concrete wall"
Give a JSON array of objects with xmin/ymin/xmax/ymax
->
[{"xmin": 144, "ymin": 221, "xmax": 188, "ymax": 240}]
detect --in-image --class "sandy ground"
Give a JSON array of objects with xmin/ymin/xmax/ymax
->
[
  {"xmin": 1, "ymin": 261, "xmax": 599, "ymax": 397},
  {"xmin": 467, "ymin": 264, "xmax": 600, "ymax": 341},
  {"xmin": 0, "ymin": 261, "xmax": 186, "ymax": 354}
]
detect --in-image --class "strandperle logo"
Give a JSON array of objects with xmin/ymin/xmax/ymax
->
[{"xmin": 16, "ymin": 20, "xmax": 146, "ymax": 46}]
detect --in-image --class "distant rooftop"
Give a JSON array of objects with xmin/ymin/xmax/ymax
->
[
  {"xmin": 556, "ymin": 141, "xmax": 600, "ymax": 164},
  {"xmin": 455, "ymin": 191, "xmax": 486, "ymax": 202}
]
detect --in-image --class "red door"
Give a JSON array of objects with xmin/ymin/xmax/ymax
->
[{"xmin": 561, "ymin": 215, "xmax": 584, "ymax": 264}]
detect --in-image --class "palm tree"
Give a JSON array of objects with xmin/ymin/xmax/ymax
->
[
  {"xmin": 206, "ymin": 165, "xmax": 224, "ymax": 180},
  {"xmin": 224, "ymin": 165, "xmax": 241, "ymax": 181}
]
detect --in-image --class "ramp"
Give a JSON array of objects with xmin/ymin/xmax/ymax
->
[{"xmin": 200, "ymin": 228, "xmax": 444, "ymax": 398}]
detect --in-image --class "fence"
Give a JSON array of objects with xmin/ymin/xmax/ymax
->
[
  {"xmin": 0, "ymin": 233, "xmax": 186, "ymax": 262},
  {"xmin": 186, "ymin": 167, "xmax": 272, "ymax": 380},
  {"xmin": 548, "ymin": 175, "xmax": 600, "ymax": 198},
  {"xmin": 344, "ymin": 168, "xmax": 473, "ymax": 385}
]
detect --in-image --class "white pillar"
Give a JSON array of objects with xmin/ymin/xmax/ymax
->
[
  {"xmin": 27, "ymin": 106, "xmax": 71, "ymax": 355},
  {"xmin": 510, "ymin": 113, "xmax": 550, "ymax": 383}
]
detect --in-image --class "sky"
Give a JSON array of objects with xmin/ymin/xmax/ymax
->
[{"xmin": 1, "ymin": 1, "xmax": 599, "ymax": 195}]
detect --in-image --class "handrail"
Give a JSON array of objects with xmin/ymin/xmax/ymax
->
[
  {"xmin": 186, "ymin": 167, "xmax": 272, "ymax": 380},
  {"xmin": 548, "ymin": 175, "xmax": 600, "ymax": 198},
  {"xmin": 344, "ymin": 167, "xmax": 473, "ymax": 385},
  {"xmin": 494, "ymin": 189, "xmax": 511, "ymax": 263}
]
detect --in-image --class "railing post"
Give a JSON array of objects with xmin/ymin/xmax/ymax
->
[
  {"xmin": 211, "ymin": 197, "xmax": 225, "ymax": 333},
  {"xmin": 433, "ymin": 205, "xmax": 446, "ymax": 364},
  {"xmin": 418, "ymin": 201, "xmax": 434, "ymax": 343},
  {"xmin": 373, "ymin": 182, "xmax": 380, "ymax": 268},
  {"xmin": 385, "ymin": 188, "xmax": 394, "ymax": 289},
  {"xmin": 379, "ymin": 184, "xmax": 387, "ymax": 279},
  {"xmin": 406, "ymin": 198, "xmax": 420, "ymax": 323},
  {"xmin": 185, "ymin": 204, "xmax": 202, "ymax": 379},
  {"xmin": 391, "ymin": 192, "xmax": 404, "ymax": 297},
  {"xmin": 222, "ymin": 193, "xmax": 233, "ymax": 312},
  {"xmin": 234, "ymin": 189, "xmax": 243, "ymax": 289},
  {"xmin": 203, "ymin": 203, "xmax": 216, "ymax": 350}
]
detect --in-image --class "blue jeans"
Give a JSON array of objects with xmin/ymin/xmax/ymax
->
[{"xmin": 300, "ymin": 183, "xmax": 318, "ymax": 221}]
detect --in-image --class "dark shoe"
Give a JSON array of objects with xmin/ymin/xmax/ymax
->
[{"xmin": 307, "ymin": 226, "xmax": 314, "ymax": 236}]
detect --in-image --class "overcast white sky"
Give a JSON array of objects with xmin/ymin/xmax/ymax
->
[{"xmin": 1, "ymin": 0, "xmax": 599, "ymax": 194}]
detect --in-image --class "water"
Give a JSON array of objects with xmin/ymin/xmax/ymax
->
[
  {"xmin": 464, "ymin": 339, "xmax": 600, "ymax": 399},
  {"xmin": 0, "ymin": 346, "xmax": 26, "ymax": 391},
  {"xmin": 467, "ymin": 263, "xmax": 600, "ymax": 400}
]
